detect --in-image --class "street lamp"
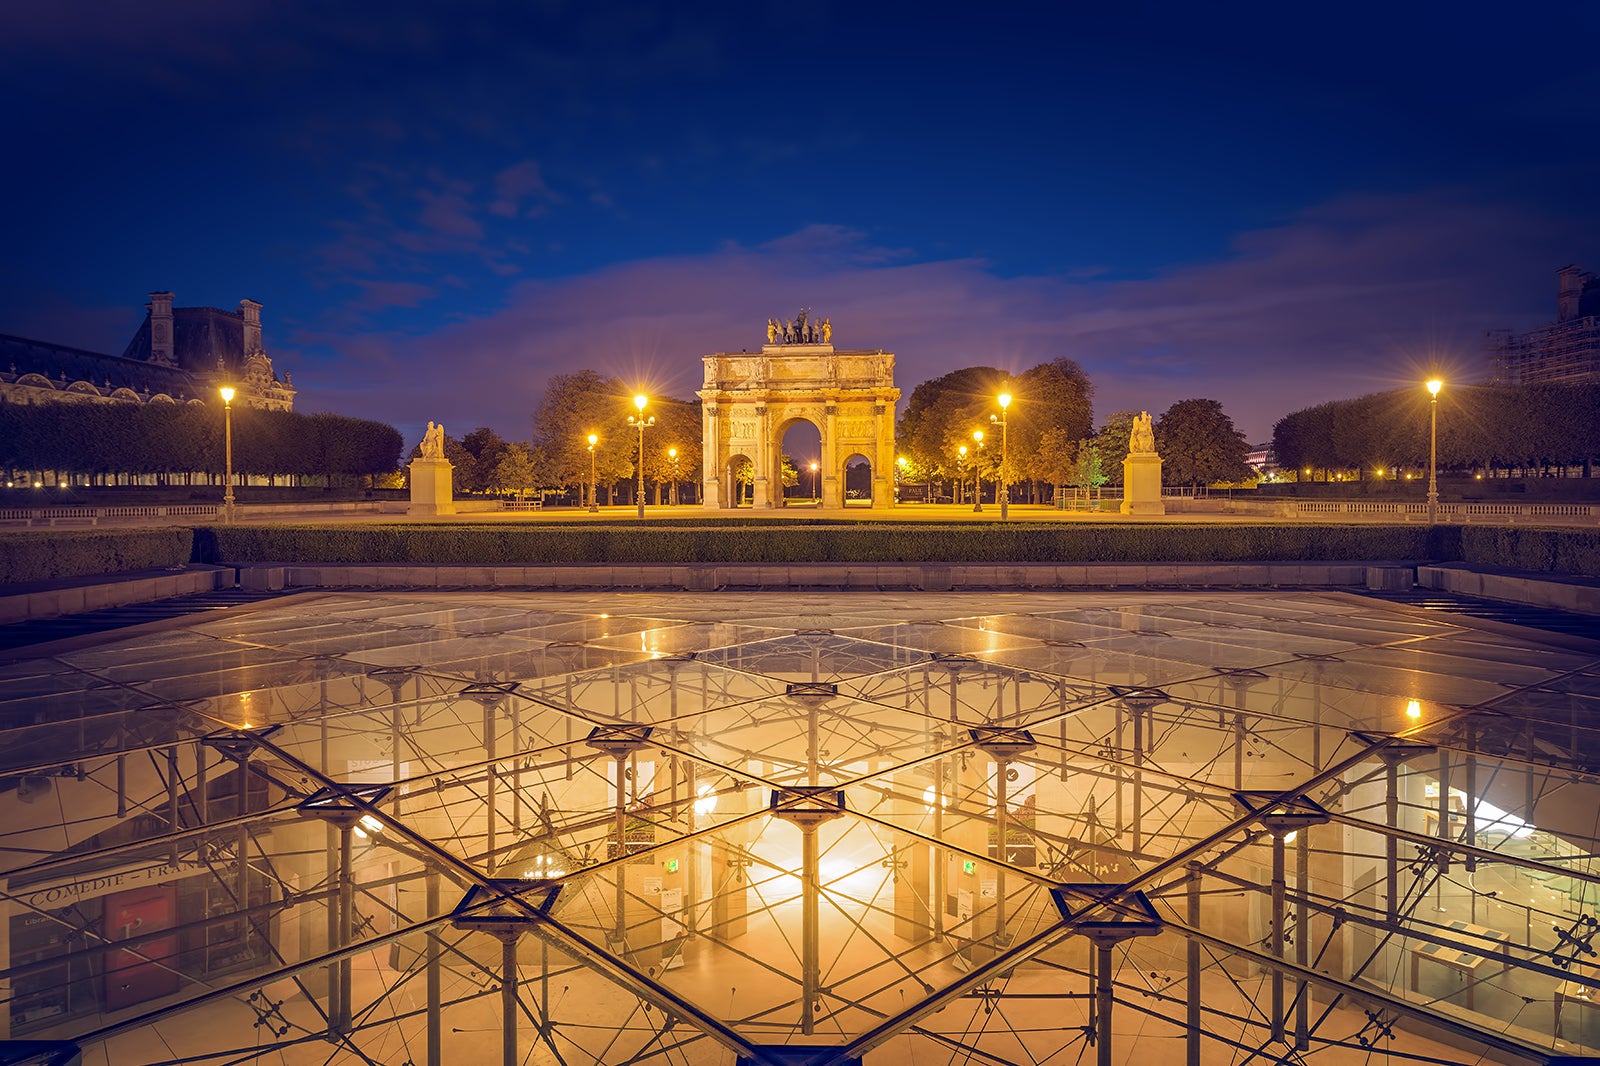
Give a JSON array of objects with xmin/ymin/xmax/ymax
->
[
  {"xmin": 896, "ymin": 455, "xmax": 908, "ymax": 502},
  {"xmin": 809, "ymin": 460, "xmax": 818, "ymax": 503},
  {"xmin": 1426, "ymin": 378, "xmax": 1443, "ymax": 524},
  {"xmin": 627, "ymin": 394, "xmax": 654, "ymax": 519},
  {"xmin": 971, "ymin": 430, "xmax": 985, "ymax": 512},
  {"xmin": 990, "ymin": 392, "xmax": 1011, "ymax": 520},
  {"xmin": 668, "ymin": 447, "xmax": 680, "ymax": 506},
  {"xmin": 218, "ymin": 386, "xmax": 236, "ymax": 523},
  {"xmin": 587, "ymin": 433, "xmax": 599, "ymax": 513},
  {"xmin": 957, "ymin": 445, "xmax": 968, "ymax": 505}
]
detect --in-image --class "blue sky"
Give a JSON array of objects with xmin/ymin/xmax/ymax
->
[{"xmin": 2, "ymin": 1, "xmax": 1597, "ymax": 445}]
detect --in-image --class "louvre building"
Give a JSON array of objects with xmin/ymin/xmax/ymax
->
[{"xmin": 0, "ymin": 292, "xmax": 295, "ymax": 411}]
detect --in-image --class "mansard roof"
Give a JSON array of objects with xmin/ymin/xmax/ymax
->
[{"xmin": 120, "ymin": 305, "xmax": 252, "ymax": 374}]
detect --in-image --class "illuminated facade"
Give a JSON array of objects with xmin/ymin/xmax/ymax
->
[
  {"xmin": 699, "ymin": 320, "xmax": 899, "ymax": 509},
  {"xmin": 2, "ymin": 590, "xmax": 1598, "ymax": 1064}
]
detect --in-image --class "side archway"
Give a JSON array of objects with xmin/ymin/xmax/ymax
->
[
  {"xmin": 843, "ymin": 454, "xmax": 874, "ymax": 506},
  {"xmin": 726, "ymin": 454, "xmax": 754, "ymax": 507}
]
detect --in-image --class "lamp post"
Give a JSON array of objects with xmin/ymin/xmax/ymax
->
[
  {"xmin": 1426, "ymin": 378, "xmax": 1442, "ymax": 524},
  {"xmin": 627, "ymin": 394, "xmax": 654, "ymax": 519},
  {"xmin": 971, "ymin": 430, "xmax": 985, "ymax": 512},
  {"xmin": 896, "ymin": 455, "xmax": 908, "ymax": 502},
  {"xmin": 957, "ymin": 445, "xmax": 968, "ymax": 505},
  {"xmin": 991, "ymin": 392, "xmax": 1011, "ymax": 520},
  {"xmin": 809, "ymin": 461, "xmax": 818, "ymax": 503},
  {"xmin": 587, "ymin": 433, "xmax": 599, "ymax": 513},
  {"xmin": 218, "ymin": 386, "xmax": 236, "ymax": 523},
  {"xmin": 668, "ymin": 447, "xmax": 680, "ymax": 505}
]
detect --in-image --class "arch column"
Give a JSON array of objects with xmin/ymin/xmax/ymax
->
[
  {"xmin": 872, "ymin": 401, "xmax": 895, "ymax": 510},
  {"xmin": 821, "ymin": 404, "xmax": 841, "ymax": 508},
  {"xmin": 702, "ymin": 404, "xmax": 723, "ymax": 508},
  {"xmin": 751, "ymin": 405, "xmax": 774, "ymax": 509}
]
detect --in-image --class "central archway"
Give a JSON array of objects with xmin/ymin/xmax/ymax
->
[
  {"xmin": 780, "ymin": 417, "xmax": 823, "ymax": 506},
  {"xmin": 698, "ymin": 322, "xmax": 900, "ymax": 509}
]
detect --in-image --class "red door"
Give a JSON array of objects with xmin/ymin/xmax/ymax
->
[{"xmin": 103, "ymin": 885, "xmax": 180, "ymax": 1010}]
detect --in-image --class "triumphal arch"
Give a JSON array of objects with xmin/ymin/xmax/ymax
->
[{"xmin": 699, "ymin": 311, "xmax": 900, "ymax": 508}]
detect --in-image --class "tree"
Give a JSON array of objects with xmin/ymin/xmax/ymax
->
[
  {"xmin": 488, "ymin": 443, "xmax": 538, "ymax": 499},
  {"xmin": 639, "ymin": 397, "xmax": 702, "ymax": 503},
  {"xmin": 1272, "ymin": 403, "xmax": 1335, "ymax": 480},
  {"xmin": 531, "ymin": 370, "xmax": 635, "ymax": 499},
  {"xmin": 895, "ymin": 365, "xmax": 1008, "ymax": 483},
  {"xmin": 733, "ymin": 458, "xmax": 755, "ymax": 504},
  {"xmin": 1031, "ymin": 426, "xmax": 1076, "ymax": 489},
  {"xmin": 458, "ymin": 427, "xmax": 510, "ymax": 493},
  {"xmin": 1154, "ymin": 398, "xmax": 1252, "ymax": 489},
  {"xmin": 895, "ymin": 359, "xmax": 1095, "ymax": 503},
  {"xmin": 1061, "ymin": 439, "xmax": 1107, "ymax": 500},
  {"xmin": 1094, "ymin": 411, "xmax": 1138, "ymax": 486},
  {"xmin": 1012, "ymin": 358, "xmax": 1094, "ymax": 500}
]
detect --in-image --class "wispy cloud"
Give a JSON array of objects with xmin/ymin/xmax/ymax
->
[{"xmin": 490, "ymin": 160, "xmax": 557, "ymax": 219}]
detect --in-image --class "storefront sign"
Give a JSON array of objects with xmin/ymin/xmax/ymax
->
[{"xmin": 22, "ymin": 859, "xmax": 209, "ymax": 910}]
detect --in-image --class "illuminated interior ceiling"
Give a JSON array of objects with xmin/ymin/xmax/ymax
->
[{"xmin": 2, "ymin": 590, "xmax": 1599, "ymax": 1066}]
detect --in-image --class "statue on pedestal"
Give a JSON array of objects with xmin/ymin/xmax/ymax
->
[
  {"xmin": 1120, "ymin": 410, "xmax": 1164, "ymax": 515},
  {"xmin": 410, "ymin": 420, "xmax": 455, "ymax": 516}
]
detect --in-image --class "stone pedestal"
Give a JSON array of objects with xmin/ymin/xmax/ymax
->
[
  {"xmin": 408, "ymin": 458, "xmax": 456, "ymax": 516},
  {"xmin": 1120, "ymin": 453, "xmax": 1165, "ymax": 515}
]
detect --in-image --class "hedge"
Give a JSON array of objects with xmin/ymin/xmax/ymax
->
[
  {"xmin": 1457, "ymin": 527, "xmax": 1600, "ymax": 578},
  {"xmin": 194, "ymin": 522, "xmax": 1454, "ymax": 567},
  {"xmin": 0, "ymin": 528, "xmax": 194, "ymax": 586},
  {"xmin": 8, "ymin": 524, "xmax": 1596, "ymax": 588}
]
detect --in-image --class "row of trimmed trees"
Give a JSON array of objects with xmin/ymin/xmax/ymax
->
[
  {"xmin": 0, "ymin": 401, "xmax": 404, "ymax": 488},
  {"xmin": 1271, "ymin": 382, "xmax": 1600, "ymax": 479}
]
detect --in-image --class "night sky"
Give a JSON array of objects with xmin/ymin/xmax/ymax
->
[{"xmin": 3, "ymin": 2, "xmax": 1597, "ymax": 446}]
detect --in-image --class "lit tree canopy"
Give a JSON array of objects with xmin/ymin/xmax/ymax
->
[
  {"xmin": 639, "ymin": 397, "xmax": 702, "ymax": 486},
  {"xmin": 895, "ymin": 365, "xmax": 1009, "ymax": 482},
  {"xmin": 895, "ymin": 359, "xmax": 1093, "ymax": 502},
  {"xmin": 530, "ymin": 370, "xmax": 636, "ymax": 490}
]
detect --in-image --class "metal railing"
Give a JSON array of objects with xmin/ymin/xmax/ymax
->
[
  {"xmin": 1282, "ymin": 500, "xmax": 1599, "ymax": 523},
  {"xmin": 1, "ymin": 503, "xmax": 219, "ymax": 526}
]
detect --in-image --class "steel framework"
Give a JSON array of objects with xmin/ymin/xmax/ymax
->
[{"xmin": 1, "ymin": 590, "xmax": 1598, "ymax": 1064}]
